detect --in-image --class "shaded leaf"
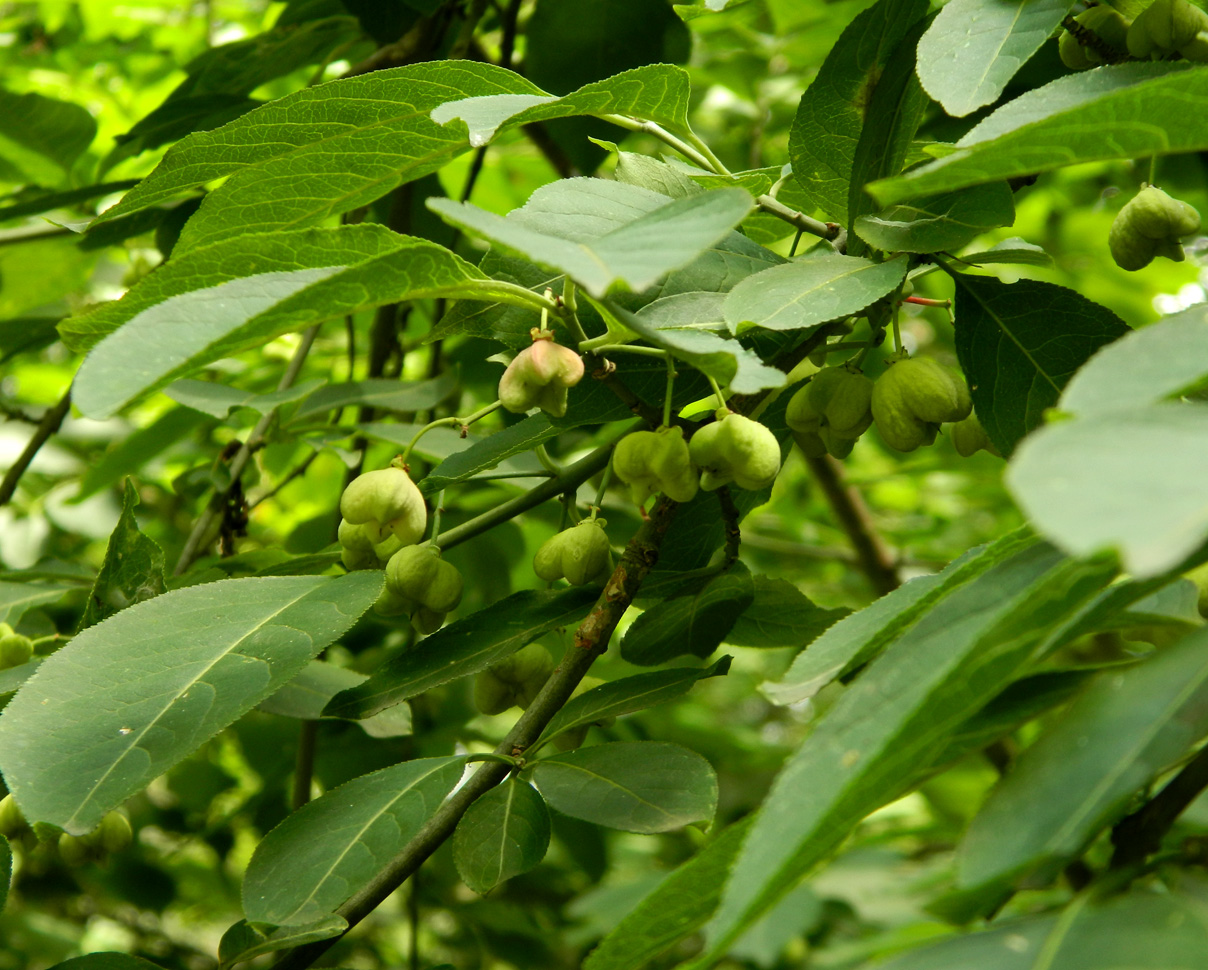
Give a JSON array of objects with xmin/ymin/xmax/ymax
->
[
  {"xmin": 0, "ymin": 580, "xmax": 73, "ymax": 627},
  {"xmin": 701, "ymin": 541, "xmax": 1116, "ymax": 960},
  {"xmin": 323, "ymin": 587, "xmax": 598, "ymax": 719},
  {"xmin": 787, "ymin": 0, "xmax": 929, "ymax": 222},
  {"xmin": 916, "ymin": 0, "xmax": 1076, "ymax": 117},
  {"xmin": 453, "ymin": 778, "xmax": 551, "ymax": 894},
  {"xmin": 74, "ymin": 408, "xmax": 211, "ymax": 503},
  {"xmin": 243, "ymin": 756, "xmax": 466, "ymax": 924},
  {"xmin": 258, "ymin": 661, "xmax": 413, "ymax": 739},
  {"xmin": 952, "ymin": 275, "xmax": 1130, "ymax": 456},
  {"xmin": 727, "ymin": 576, "xmax": 848, "ymax": 648},
  {"xmin": 954, "ymin": 629, "xmax": 1208, "ymax": 912},
  {"xmin": 79, "ymin": 480, "xmax": 166, "ymax": 630},
  {"xmin": 0, "ymin": 571, "xmax": 383, "ymax": 833},
  {"xmin": 419, "ymin": 415, "xmax": 555, "ymax": 495},
  {"xmin": 868, "ymin": 63, "xmax": 1208, "ymax": 205},
  {"xmin": 621, "ymin": 564, "xmax": 755, "ymax": 666},
  {"xmin": 0, "ymin": 88, "xmax": 97, "ymax": 184},
  {"xmin": 217, "ymin": 915, "xmax": 347, "ymax": 970},
  {"xmin": 532, "ymin": 741, "xmax": 717, "ymax": 833},
  {"xmin": 44, "ymin": 956, "xmax": 168, "ymax": 970},
  {"xmin": 723, "ymin": 254, "xmax": 907, "ymax": 334},
  {"xmin": 854, "ymin": 183, "xmax": 1015, "ymax": 254},
  {"xmin": 164, "ymin": 379, "xmax": 324, "ymax": 419},
  {"xmin": 292, "ymin": 374, "xmax": 459, "ymax": 421},
  {"xmin": 583, "ymin": 819, "xmax": 751, "ymax": 970},
  {"xmin": 538, "ymin": 657, "xmax": 732, "ymax": 748}
]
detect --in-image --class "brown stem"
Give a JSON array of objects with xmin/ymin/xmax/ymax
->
[
  {"xmin": 718, "ymin": 487, "xmax": 742, "ymax": 567},
  {"xmin": 804, "ymin": 454, "xmax": 900, "ymax": 596},
  {"xmin": 272, "ymin": 496, "xmax": 681, "ymax": 970},
  {"xmin": 1111, "ymin": 744, "xmax": 1208, "ymax": 868},
  {"xmin": 0, "ymin": 388, "xmax": 71, "ymax": 508}
]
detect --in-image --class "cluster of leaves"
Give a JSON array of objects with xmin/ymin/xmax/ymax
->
[{"xmin": 4, "ymin": 1, "xmax": 1208, "ymax": 969}]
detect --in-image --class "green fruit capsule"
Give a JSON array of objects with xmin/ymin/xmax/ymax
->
[
  {"xmin": 413, "ymin": 607, "xmax": 447, "ymax": 636},
  {"xmin": 534, "ymin": 520, "xmax": 612, "ymax": 585},
  {"xmin": 0, "ymin": 794, "xmax": 28, "ymax": 839},
  {"xmin": 1061, "ymin": 6, "xmax": 1131, "ymax": 68},
  {"xmin": 809, "ymin": 366, "xmax": 874, "ymax": 437},
  {"xmin": 785, "ymin": 384, "xmax": 823, "ymax": 435},
  {"xmin": 1110, "ymin": 185, "xmax": 1201, "ymax": 271},
  {"xmin": 338, "ymin": 520, "xmax": 379, "ymax": 571},
  {"xmin": 790, "ymin": 428, "xmax": 827, "ymax": 459},
  {"xmin": 385, "ymin": 544, "xmax": 463, "ymax": 624},
  {"xmin": 0, "ymin": 632, "xmax": 33, "ymax": 670},
  {"xmin": 1128, "ymin": 0, "xmax": 1208, "ymax": 56},
  {"xmin": 499, "ymin": 335, "xmax": 585, "ymax": 417},
  {"xmin": 340, "ymin": 466, "xmax": 427, "ymax": 546},
  {"xmin": 689, "ymin": 411, "xmax": 781, "ymax": 491},
  {"xmin": 612, "ymin": 426, "xmax": 698, "ymax": 505},
  {"xmin": 59, "ymin": 832, "xmax": 93, "ymax": 866},
  {"xmin": 97, "ymin": 812, "xmax": 133, "ymax": 854},
  {"xmin": 950, "ymin": 413, "xmax": 1001, "ymax": 458},
  {"xmin": 473, "ymin": 669, "xmax": 515, "ymax": 715},
  {"xmin": 871, "ymin": 361, "xmax": 939, "ymax": 453},
  {"xmin": 894, "ymin": 357, "xmax": 973, "ymax": 425}
]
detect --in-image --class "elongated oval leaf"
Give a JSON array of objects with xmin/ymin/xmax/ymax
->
[
  {"xmin": 1007, "ymin": 402, "xmax": 1208, "ymax": 577},
  {"xmin": 787, "ymin": 0, "xmax": 929, "ymax": 222},
  {"xmin": 727, "ymin": 576, "xmax": 847, "ymax": 649},
  {"xmin": 323, "ymin": 587, "xmax": 598, "ymax": 719},
  {"xmin": 0, "ymin": 88, "xmax": 97, "ymax": 184},
  {"xmin": 453, "ymin": 777, "xmax": 551, "ymax": 894},
  {"xmin": 1058, "ymin": 305, "xmax": 1208, "ymax": 419},
  {"xmin": 869, "ymin": 63, "xmax": 1208, "ymax": 205},
  {"xmin": 429, "ymin": 188, "xmax": 752, "ymax": 298},
  {"xmin": 69, "ymin": 227, "xmax": 517, "ymax": 417},
  {"xmin": 532, "ymin": 741, "xmax": 717, "ymax": 833},
  {"xmin": 700, "ymin": 541, "xmax": 1116, "ymax": 961},
  {"xmin": 45, "ymin": 956, "xmax": 168, "ymax": 970},
  {"xmin": 243, "ymin": 756, "xmax": 466, "ymax": 925},
  {"xmin": 538, "ymin": 657, "xmax": 731, "ymax": 747},
  {"xmin": 916, "ymin": 0, "xmax": 1076, "ymax": 117},
  {"xmin": 853, "ymin": 183, "xmax": 1015, "ymax": 254},
  {"xmin": 723, "ymin": 254, "xmax": 907, "ymax": 333},
  {"xmin": 0, "ymin": 580, "xmax": 72, "ymax": 626},
  {"xmin": 952, "ymin": 274, "xmax": 1130, "ymax": 456},
  {"xmin": 217, "ymin": 915, "xmax": 347, "ymax": 969},
  {"xmin": 0, "ymin": 571, "xmax": 382, "ymax": 833},
  {"xmin": 620, "ymin": 566, "xmax": 754, "ymax": 666},
  {"xmin": 956, "ymin": 628, "xmax": 1208, "ymax": 906}
]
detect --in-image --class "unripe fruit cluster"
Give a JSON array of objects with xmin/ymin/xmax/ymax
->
[
  {"xmin": 474, "ymin": 642, "xmax": 555, "ymax": 715},
  {"xmin": 1127, "ymin": 0, "xmax": 1208, "ymax": 61},
  {"xmin": 1059, "ymin": 6, "xmax": 1130, "ymax": 69},
  {"xmin": 0, "ymin": 623, "xmax": 33, "ymax": 670},
  {"xmin": 534, "ymin": 519, "xmax": 612, "ymax": 585},
  {"xmin": 379, "ymin": 543, "xmax": 464, "ymax": 634},
  {"xmin": 785, "ymin": 365, "xmax": 874, "ymax": 459},
  {"xmin": 1109, "ymin": 185, "xmax": 1202, "ymax": 272},
  {"xmin": 0, "ymin": 794, "xmax": 132, "ymax": 865},
  {"xmin": 613, "ymin": 426, "xmax": 699, "ymax": 505},
  {"xmin": 689, "ymin": 410, "xmax": 782, "ymax": 491},
  {"xmin": 871, "ymin": 354, "xmax": 973, "ymax": 452},
  {"xmin": 339, "ymin": 465, "xmax": 427, "ymax": 557},
  {"xmin": 499, "ymin": 331, "xmax": 585, "ymax": 418}
]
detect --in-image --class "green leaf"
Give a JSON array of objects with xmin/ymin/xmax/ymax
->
[
  {"xmin": 419, "ymin": 415, "xmax": 556, "ymax": 495},
  {"xmin": 0, "ymin": 88, "xmax": 97, "ymax": 184},
  {"xmin": 868, "ymin": 63, "xmax": 1208, "ymax": 205},
  {"xmin": 323, "ymin": 587, "xmax": 598, "ymax": 719},
  {"xmin": 217, "ymin": 915, "xmax": 348, "ymax": 970},
  {"xmin": 954, "ymin": 628, "xmax": 1208, "ymax": 910},
  {"xmin": 845, "ymin": 15, "xmax": 930, "ymax": 257},
  {"xmin": 90, "ymin": 62, "xmax": 542, "ymax": 249},
  {"xmin": 726, "ymin": 576, "xmax": 848, "ymax": 648},
  {"xmin": 538, "ymin": 657, "xmax": 732, "ymax": 747},
  {"xmin": 620, "ymin": 564, "xmax": 755, "ymax": 666},
  {"xmin": 44, "ymin": 956, "xmax": 169, "ymax": 970},
  {"xmin": 164, "ymin": 378, "xmax": 325, "ymax": 419},
  {"xmin": 79, "ymin": 480, "xmax": 166, "ymax": 630},
  {"xmin": 531, "ymin": 741, "xmax": 717, "ymax": 833},
  {"xmin": 0, "ymin": 180, "xmax": 139, "ymax": 225},
  {"xmin": 68, "ymin": 227, "xmax": 523, "ymax": 418},
  {"xmin": 723, "ymin": 254, "xmax": 907, "ymax": 334},
  {"xmin": 258, "ymin": 661, "xmax": 413, "ymax": 739},
  {"xmin": 430, "ymin": 63, "xmax": 693, "ymax": 147},
  {"xmin": 592, "ymin": 298, "xmax": 786, "ymax": 394},
  {"xmin": 916, "ymin": 0, "xmax": 1076, "ymax": 117},
  {"xmin": 1058, "ymin": 305, "xmax": 1208, "ymax": 419},
  {"xmin": 453, "ymin": 778, "xmax": 551, "ymax": 894},
  {"xmin": 951, "ymin": 275, "xmax": 1130, "ymax": 456},
  {"xmin": 0, "ymin": 571, "xmax": 383, "ymax": 833},
  {"xmin": 762, "ymin": 532, "xmax": 1039, "ymax": 705},
  {"xmin": 428, "ymin": 187, "xmax": 752, "ymax": 298},
  {"xmin": 583, "ymin": 818, "xmax": 751, "ymax": 970},
  {"xmin": 786, "ymin": 0, "xmax": 929, "ymax": 222},
  {"xmin": 0, "ymin": 834, "xmax": 10, "ymax": 914},
  {"xmin": 292, "ymin": 374, "xmax": 459, "ymax": 422},
  {"xmin": 960, "ymin": 237, "xmax": 1054, "ymax": 267},
  {"xmin": 242, "ymin": 756, "xmax": 466, "ymax": 925},
  {"xmin": 854, "ymin": 183, "xmax": 1015, "ymax": 254},
  {"xmin": 701, "ymin": 540, "xmax": 1116, "ymax": 959},
  {"xmin": 873, "ymin": 883, "xmax": 1208, "ymax": 970},
  {"xmin": 1007, "ymin": 402, "xmax": 1208, "ymax": 578},
  {"xmin": 0, "ymin": 580, "xmax": 73, "ymax": 627}
]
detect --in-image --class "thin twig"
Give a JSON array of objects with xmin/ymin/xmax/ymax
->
[
  {"xmin": 291, "ymin": 721, "xmax": 319, "ymax": 810},
  {"xmin": 1111, "ymin": 744, "xmax": 1208, "ymax": 868},
  {"xmin": 803, "ymin": 454, "xmax": 900, "ymax": 596},
  {"xmin": 756, "ymin": 194, "xmax": 843, "ymax": 245},
  {"xmin": 248, "ymin": 450, "xmax": 321, "ymax": 511},
  {"xmin": 0, "ymin": 388, "xmax": 71, "ymax": 507},
  {"xmin": 173, "ymin": 327, "xmax": 321, "ymax": 575}
]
